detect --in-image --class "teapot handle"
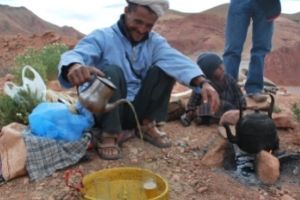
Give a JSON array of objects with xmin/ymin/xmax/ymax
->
[
  {"xmin": 268, "ymin": 94, "xmax": 275, "ymax": 118},
  {"xmin": 76, "ymin": 75, "xmax": 98, "ymax": 95},
  {"xmin": 223, "ymin": 124, "xmax": 238, "ymax": 143},
  {"xmin": 238, "ymin": 95, "xmax": 247, "ymax": 119}
]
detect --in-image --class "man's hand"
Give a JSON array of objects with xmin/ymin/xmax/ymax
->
[
  {"xmin": 67, "ymin": 63, "xmax": 104, "ymax": 86},
  {"xmin": 201, "ymin": 81, "xmax": 220, "ymax": 114}
]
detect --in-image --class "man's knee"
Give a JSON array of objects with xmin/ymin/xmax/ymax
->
[
  {"xmin": 101, "ymin": 65, "xmax": 124, "ymax": 81},
  {"xmin": 150, "ymin": 66, "xmax": 175, "ymax": 84}
]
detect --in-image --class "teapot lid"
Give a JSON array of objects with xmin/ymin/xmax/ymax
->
[
  {"xmin": 245, "ymin": 110, "xmax": 269, "ymax": 119},
  {"xmin": 97, "ymin": 76, "xmax": 117, "ymax": 90}
]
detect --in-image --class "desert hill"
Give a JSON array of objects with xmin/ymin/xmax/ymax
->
[
  {"xmin": 282, "ymin": 12, "xmax": 300, "ymax": 23},
  {"xmin": 156, "ymin": 6, "xmax": 300, "ymax": 57},
  {"xmin": 0, "ymin": 4, "xmax": 84, "ymax": 74},
  {"xmin": 154, "ymin": 12, "xmax": 225, "ymax": 57},
  {"xmin": 265, "ymin": 41, "xmax": 300, "ymax": 86},
  {"xmin": 0, "ymin": 4, "xmax": 300, "ymax": 86},
  {"xmin": 201, "ymin": 3, "xmax": 229, "ymax": 17},
  {"xmin": 0, "ymin": 5, "xmax": 83, "ymax": 38}
]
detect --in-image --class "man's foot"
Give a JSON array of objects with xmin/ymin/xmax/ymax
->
[
  {"xmin": 140, "ymin": 120, "xmax": 172, "ymax": 148},
  {"xmin": 248, "ymin": 93, "xmax": 268, "ymax": 103},
  {"xmin": 94, "ymin": 134, "xmax": 122, "ymax": 160},
  {"xmin": 117, "ymin": 130, "xmax": 136, "ymax": 146}
]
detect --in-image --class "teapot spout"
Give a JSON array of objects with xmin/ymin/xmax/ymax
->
[
  {"xmin": 223, "ymin": 124, "xmax": 238, "ymax": 144},
  {"xmin": 104, "ymin": 99, "xmax": 128, "ymax": 113}
]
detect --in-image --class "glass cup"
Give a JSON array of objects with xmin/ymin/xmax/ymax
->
[
  {"xmin": 142, "ymin": 177, "xmax": 158, "ymax": 199},
  {"xmin": 93, "ymin": 177, "xmax": 111, "ymax": 200}
]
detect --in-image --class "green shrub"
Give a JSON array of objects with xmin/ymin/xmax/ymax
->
[
  {"xmin": 0, "ymin": 90, "xmax": 43, "ymax": 127},
  {"xmin": 273, "ymin": 105, "xmax": 282, "ymax": 113},
  {"xmin": 292, "ymin": 103, "xmax": 300, "ymax": 121},
  {"xmin": 13, "ymin": 43, "xmax": 68, "ymax": 83}
]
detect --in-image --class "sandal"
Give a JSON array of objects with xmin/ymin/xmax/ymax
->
[
  {"xmin": 139, "ymin": 121, "xmax": 172, "ymax": 148},
  {"xmin": 93, "ymin": 134, "xmax": 122, "ymax": 160}
]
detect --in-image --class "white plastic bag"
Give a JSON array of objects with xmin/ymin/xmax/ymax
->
[
  {"xmin": 3, "ymin": 81, "xmax": 23, "ymax": 99},
  {"xmin": 3, "ymin": 65, "xmax": 47, "ymax": 101},
  {"xmin": 22, "ymin": 65, "xmax": 47, "ymax": 101}
]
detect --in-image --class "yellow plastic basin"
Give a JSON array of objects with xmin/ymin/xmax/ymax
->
[{"xmin": 81, "ymin": 167, "xmax": 169, "ymax": 200}]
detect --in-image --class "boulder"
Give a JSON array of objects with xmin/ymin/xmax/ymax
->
[
  {"xmin": 201, "ymin": 137, "xmax": 227, "ymax": 168},
  {"xmin": 272, "ymin": 112, "xmax": 296, "ymax": 129},
  {"xmin": 256, "ymin": 150, "xmax": 280, "ymax": 184}
]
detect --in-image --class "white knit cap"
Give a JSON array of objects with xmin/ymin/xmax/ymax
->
[{"xmin": 126, "ymin": 0, "xmax": 169, "ymax": 17}]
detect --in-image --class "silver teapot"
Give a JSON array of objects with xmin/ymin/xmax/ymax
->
[{"xmin": 78, "ymin": 76, "xmax": 127, "ymax": 113}]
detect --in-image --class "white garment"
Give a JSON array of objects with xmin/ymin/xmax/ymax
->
[{"xmin": 127, "ymin": 0, "xmax": 169, "ymax": 16}]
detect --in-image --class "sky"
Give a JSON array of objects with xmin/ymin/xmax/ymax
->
[{"xmin": 1, "ymin": 0, "xmax": 300, "ymax": 34}]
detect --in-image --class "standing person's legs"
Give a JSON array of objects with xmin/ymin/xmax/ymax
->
[
  {"xmin": 122, "ymin": 66, "xmax": 175, "ymax": 148},
  {"xmin": 245, "ymin": 2, "xmax": 274, "ymax": 95},
  {"xmin": 223, "ymin": 0, "xmax": 252, "ymax": 81}
]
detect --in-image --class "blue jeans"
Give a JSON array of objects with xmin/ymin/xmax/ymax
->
[{"xmin": 223, "ymin": 0, "xmax": 274, "ymax": 94}]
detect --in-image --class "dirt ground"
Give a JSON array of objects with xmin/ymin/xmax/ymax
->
[{"xmin": 0, "ymin": 91, "xmax": 300, "ymax": 200}]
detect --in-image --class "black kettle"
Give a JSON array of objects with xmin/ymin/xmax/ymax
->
[{"xmin": 224, "ymin": 94, "xmax": 279, "ymax": 154}]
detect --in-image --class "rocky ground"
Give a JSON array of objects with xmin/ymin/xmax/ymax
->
[{"xmin": 0, "ymin": 90, "xmax": 299, "ymax": 200}]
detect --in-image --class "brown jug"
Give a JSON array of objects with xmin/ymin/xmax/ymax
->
[{"xmin": 77, "ymin": 76, "xmax": 127, "ymax": 113}]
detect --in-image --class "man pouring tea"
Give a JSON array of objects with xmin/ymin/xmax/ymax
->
[{"xmin": 58, "ymin": 0, "xmax": 220, "ymax": 160}]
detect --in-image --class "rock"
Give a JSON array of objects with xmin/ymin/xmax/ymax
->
[
  {"xmin": 245, "ymin": 96, "xmax": 270, "ymax": 110},
  {"xmin": 281, "ymin": 194, "xmax": 296, "ymax": 200},
  {"xmin": 201, "ymin": 138, "xmax": 227, "ymax": 168},
  {"xmin": 272, "ymin": 113, "xmax": 296, "ymax": 129},
  {"xmin": 219, "ymin": 109, "xmax": 239, "ymax": 126},
  {"xmin": 196, "ymin": 186, "xmax": 208, "ymax": 193},
  {"xmin": 256, "ymin": 150, "xmax": 280, "ymax": 184},
  {"xmin": 170, "ymin": 174, "xmax": 181, "ymax": 182}
]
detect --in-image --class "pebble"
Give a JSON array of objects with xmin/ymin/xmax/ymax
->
[
  {"xmin": 171, "ymin": 174, "xmax": 181, "ymax": 182},
  {"xmin": 23, "ymin": 177, "xmax": 29, "ymax": 185},
  {"xmin": 196, "ymin": 186, "xmax": 208, "ymax": 193},
  {"xmin": 51, "ymin": 172, "xmax": 59, "ymax": 178},
  {"xmin": 292, "ymin": 166, "xmax": 299, "ymax": 175},
  {"xmin": 281, "ymin": 194, "xmax": 296, "ymax": 200},
  {"xmin": 259, "ymin": 195, "xmax": 265, "ymax": 200}
]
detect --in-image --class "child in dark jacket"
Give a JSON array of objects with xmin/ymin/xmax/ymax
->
[{"xmin": 181, "ymin": 52, "xmax": 245, "ymax": 126}]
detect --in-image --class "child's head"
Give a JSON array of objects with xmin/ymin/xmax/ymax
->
[{"xmin": 196, "ymin": 52, "xmax": 224, "ymax": 81}]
